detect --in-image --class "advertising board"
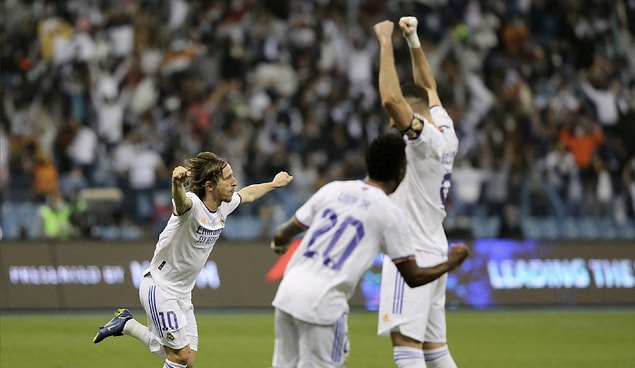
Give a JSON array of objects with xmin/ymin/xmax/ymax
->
[{"xmin": 1, "ymin": 239, "xmax": 634, "ymax": 310}]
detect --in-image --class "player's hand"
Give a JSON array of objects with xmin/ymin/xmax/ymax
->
[
  {"xmin": 272, "ymin": 171, "xmax": 294, "ymax": 188},
  {"xmin": 447, "ymin": 242, "xmax": 469, "ymax": 270},
  {"xmin": 399, "ymin": 16, "xmax": 418, "ymax": 37},
  {"xmin": 172, "ymin": 166, "xmax": 190, "ymax": 185},
  {"xmin": 270, "ymin": 241, "xmax": 289, "ymax": 255},
  {"xmin": 373, "ymin": 20, "xmax": 394, "ymax": 42}
]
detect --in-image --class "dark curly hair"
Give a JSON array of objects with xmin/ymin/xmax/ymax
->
[
  {"xmin": 184, "ymin": 152, "xmax": 228, "ymax": 199},
  {"xmin": 366, "ymin": 133, "xmax": 406, "ymax": 182}
]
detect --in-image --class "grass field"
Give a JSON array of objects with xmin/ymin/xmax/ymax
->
[{"xmin": 1, "ymin": 308, "xmax": 634, "ymax": 367}]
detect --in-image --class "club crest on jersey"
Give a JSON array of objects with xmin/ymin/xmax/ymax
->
[{"xmin": 166, "ymin": 332, "xmax": 175, "ymax": 342}]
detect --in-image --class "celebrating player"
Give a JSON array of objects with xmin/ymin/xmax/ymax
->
[
  {"xmin": 374, "ymin": 17, "xmax": 461, "ymax": 368},
  {"xmin": 92, "ymin": 151, "xmax": 293, "ymax": 368},
  {"xmin": 269, "ymin": 134, "xmax": 468, "ymax": 368}
]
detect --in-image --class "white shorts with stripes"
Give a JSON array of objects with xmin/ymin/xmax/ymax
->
[
  {"xmin": 139, "ymin": 275, "xmax": 198, "ymax": 351},
  {"xmin": 272, "ymin": 308, "xmax": 349, "ymax": 368},
  {"xmin": 377, "ymin": 254, "xmax": 448, "ymax": 343}
]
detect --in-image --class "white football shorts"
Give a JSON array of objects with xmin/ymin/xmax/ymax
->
[
  {"xmin": 139, "ymin": 274, "xmax": 198, "ymax": 351},
  {"xmin": 377, "ymin": 254, "xmax": 448, "ymax": 343},
  {"xmin": 272, "ymin": 308, "xmax": 349, "ymax": 368}
]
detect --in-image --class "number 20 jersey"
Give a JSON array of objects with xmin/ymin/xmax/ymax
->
[{"xmin": 272, "ymin": 180, "xmax": 416, "ymax": 325}]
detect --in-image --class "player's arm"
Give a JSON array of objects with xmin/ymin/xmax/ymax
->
[
  {"xmin": 271, "ymin": 217, "xmax": 306, "ymax": 255},
  {"xmin": 238, "ymin": 171, "xmax": 293, "ymax": 204},
  {"xmin": 172, "ymin": 166, "xmax": 193, "ymax": 216},
  {"xmin": 399, "ymin": 16, "xmax": 442, "ymax": 108},
  {"xmin": 374, "ymin": 20, "xmax": 415, "ymax": 132},
  {"xmin": 395, "ymin": 242, "xmax": 469, "ymax": 287}
]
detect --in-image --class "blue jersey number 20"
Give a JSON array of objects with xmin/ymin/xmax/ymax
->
[{"xmin": 303, "ymin": 208, "xmax": 364, "ymax": 270}]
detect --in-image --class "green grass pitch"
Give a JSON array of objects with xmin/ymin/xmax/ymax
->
[{"xmin": 1, "ymin": 308, "xmax": 634, "ymax": 367}]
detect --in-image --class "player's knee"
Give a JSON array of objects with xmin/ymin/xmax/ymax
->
[
  {"xmin": 422, "ymin": 341, "xmax": 447, "ymax": 350},
  {"xmin": 391, "ymin": 331, "xmax": 422, "ymax": 348},
  {"xmin": 165, "ymin": 345, "xmax": 195, "ymax": 367}
]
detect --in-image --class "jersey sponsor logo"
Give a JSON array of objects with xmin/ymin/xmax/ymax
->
[{"xmin": 195, "ymin": 225, "xmax": 222, "ymax": 244}]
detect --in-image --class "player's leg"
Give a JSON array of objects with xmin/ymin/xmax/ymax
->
[
  {"xmin": 113, "ymin": 274, "xmax": 167, "ymax": 360},
  {"xmin": 140, "ymin": 275, "xmax": 197, "ymax": 367},
  {"xmin": 164, "ymin": 298, "xmax": 199, "ymax": 368},
  {"xmin": 390, "ymin": 331, "xmax": 425, "ymax": 368},
  {"xmin": 93, "ymin": 307, "xmax": 134, "ymax": 343},
  {"xmin": 272, "ymin": 308, "xmax": 300, "ymax": 368},
  {"xmin": 423, "ymin": 274, "xmax": 457, "ymax": 368},
  {"xmin": 297, "ymin": 314, "xmax": 349, "ymax": 368},
  {"xmin": 378, "ymin": 257, "xmax": 430, "ymax": 367}
]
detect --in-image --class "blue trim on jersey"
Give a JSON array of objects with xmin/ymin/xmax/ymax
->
[
  {"xmin": 392, "ymin": 255, "xmax": 415, "ymax": 263},
  {"xmin": 292, "ymin": 215, "xmax": 309, "ymax": 230}
]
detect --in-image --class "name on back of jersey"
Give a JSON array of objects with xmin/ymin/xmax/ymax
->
[
  {"xmin": 441, "ymin": 150, "xmax": 456, "ymax": 166},
  {"xmin": 338, "ymin": 192, "xmax": 371, "ymax": 210}
]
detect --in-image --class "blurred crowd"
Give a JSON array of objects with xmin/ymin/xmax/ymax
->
[{"xmin": 1, "ymin": 0, "xmax": 634, "ymax": 241}]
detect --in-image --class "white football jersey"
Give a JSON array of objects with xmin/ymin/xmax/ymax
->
[
  {"xmin": 272, "ymin": 180, "xmax": 416, "ymax": 325},
  {"xmin": 146, "ymin": 191, "xmax": 241, "ymax": 299},
  {"xmin": 392, "ymin": 106, "xmax": 458, "ymax": 257}
]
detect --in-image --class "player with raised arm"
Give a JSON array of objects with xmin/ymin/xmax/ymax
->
[
  {"xmin": 374, "ymin": 17, "xmax": 461, "ymax": 368},
  {"xmin": 269, "ymin": 134, "xmax": 468, "ymax": 368},
  {"xmin": 92, "ymin": 151, "xmax": 293, "ymax": 368}
]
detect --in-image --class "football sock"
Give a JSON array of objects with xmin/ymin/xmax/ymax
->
[
  {"xmin": 393, "ymin": 346, "xmax": 426, "ymax": 367},
  {"xmin": 163, "ymin": 359, "xmax": 187, "ymax": 368},
  {"xmin": 124, "ymin": 318, "xmax": 166, "ymax": 359},
  {"xmin": 424, "ymin": 346, "xmax": 457, "ymax": 368}
]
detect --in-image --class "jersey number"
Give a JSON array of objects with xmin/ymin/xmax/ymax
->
[
  {"xmin": 303, "ymin": 208, "xmax": 364, "ymax": 270},
  {"xmin": 440, "ymin": 173, "xmax": 452, "ymax": 206},
  {"xmin": 158, "ymin": 311, "xmax": 179, "ymax": 331}
]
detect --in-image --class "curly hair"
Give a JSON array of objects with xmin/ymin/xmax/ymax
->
[
  {"xmin": 184, "ymin": 152, "xmax": 228, "ymax": 199},
  {"xmin": 365, "ymin": 133, "xmax": 406, "ymax": 182}
]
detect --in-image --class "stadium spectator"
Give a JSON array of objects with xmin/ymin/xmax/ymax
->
[
  {"xmin": 1, "ymin": 0, "xmax": 634, "ymax": 240},
  {"xmin": 32, "ymin": 148, "xmax": 59, "ymax": 202},
  {"xmin": 39, "ymin": 191, "xmax": 76, "ymax": 240}
]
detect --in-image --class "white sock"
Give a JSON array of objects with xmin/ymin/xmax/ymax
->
[
  {"xmin": 424, "ymin": 346, "xmax": 457, "ymax": 368},
  {"xmin": 394, "ymin": 346, "xmax": 426, "ymax": 368},
  {"xmin": 123, "ymin": 318, "xmax": 166, "ymax": 359},
  {"xmin": 163, "ymin": 359, "xmax": 187, "ymax": 368}
]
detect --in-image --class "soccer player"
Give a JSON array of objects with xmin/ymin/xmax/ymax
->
[
  {"xmin": 269, "ymin": 133, "xmax": 469, "ymax": 368},
  {"xmin": 373, "ymin": 17, "xmax": 461, "ymax": 368},
  {"xmin": 92, "ymin": 151, "xmax": 293, "ymax": 368}
]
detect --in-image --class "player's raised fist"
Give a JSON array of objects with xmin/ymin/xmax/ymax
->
[
  {"xmin": 272, "ymin": 171, "xmax": 294, "ymax": 188},
  {"xmin": 399, "ymin": 16, "xmax": 418, "ymax": 36},
  {"xmin": 373, "ymin": 20, "xmax": 395, "ymax": 42},
  {"xmin": 172, "ymin": 166, "xmax": 190, "ymax": 184}
]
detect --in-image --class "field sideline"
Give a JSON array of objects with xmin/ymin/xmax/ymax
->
[{"xmin": 1, "ymin": 308, "xmax": 633, "ymax": 367}]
